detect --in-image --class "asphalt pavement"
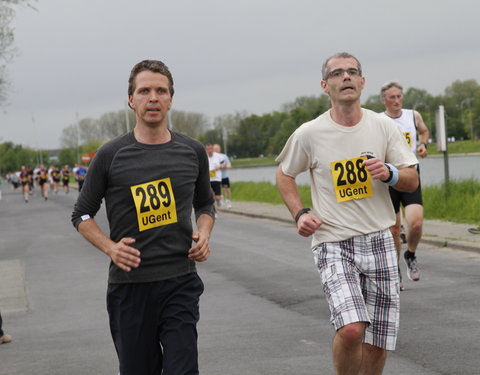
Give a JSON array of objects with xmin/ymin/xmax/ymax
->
[{"xmin": 1, "ymin": 186, "xmax": 479, "ymax": 374}]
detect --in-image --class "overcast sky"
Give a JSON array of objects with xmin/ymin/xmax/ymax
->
[{"xmin": 1, "ymin": 0, "xmax": 479, "ymax": 149}]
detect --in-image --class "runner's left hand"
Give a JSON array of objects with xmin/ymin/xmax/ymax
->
[{"xmin": 189, "ymin": 231, "xmax": 211, "ymax": 262}]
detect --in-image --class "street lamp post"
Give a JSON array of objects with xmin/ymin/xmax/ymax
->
[
  {"xmin": 31, "ymin": 112, "xmax": 43, "ymax": 165},
  {"xmin": 76, "ymin": 112, "xmax": 81, "ymax": 164}
]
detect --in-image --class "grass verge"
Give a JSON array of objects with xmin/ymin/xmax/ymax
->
[{"xmin": 231, "ymin": 179, "xmax": 480, "ymax": 224}]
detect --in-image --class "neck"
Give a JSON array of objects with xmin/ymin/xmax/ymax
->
[
  {"xmin": 330, "ymin": 103, "xmax": 363, "ymax": 126},
  {"xmin": 133, "ymin": 123, "xmax": 171, "ymax": 145},
  {"xmin": 385, "ymin": 108, "xmax": 402, "ymax": 119}
]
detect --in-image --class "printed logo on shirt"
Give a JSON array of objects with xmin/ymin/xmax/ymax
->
[
  {"xmin": 403, "ymin": 132, "xmax": 412, "ymax": 147},
  {"xmin": 209, "ymin": 170, "xmax": 216, "ymax": 178},
  {"xmin": 330, "ymin": 156, "xmax": 373, "ymax": 203},
  {"xmin": 130, "ymin": 177, "xmax": 177, "ymax": 232}
]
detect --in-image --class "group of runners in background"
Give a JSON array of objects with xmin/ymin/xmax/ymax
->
[{"xmin": 5, "ymin": 163, "xmax": 88, "ymax": 202}]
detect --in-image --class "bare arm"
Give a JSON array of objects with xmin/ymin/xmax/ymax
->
[
  {"xmin": 77, "ymin": 219, "xmax": 140, "ymax": 272},
  {"xmin": 363, "ymin": 159, "xmax": 419, "ymax": 192},
  {"xmin": 276, "ymin": 166, "xmax": 322, "ymax": 237},
  {"xmin": 415, "ymin": 110, "xmax": 430, "ymax": 158},
  {"xmin": 189, "ymin": 213, "xmax": 215, "ymax": 262},
  {"xmin": 393, "ymin": 165, "xmax": 419, "ymax": 192}
]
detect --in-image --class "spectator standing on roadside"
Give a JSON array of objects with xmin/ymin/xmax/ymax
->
[
  {"xmin": 213, "ymin": 144, "xmax": 233, "ymax": 208},
  {"xmin": 206, "ymin": 144, "xmax": 223, "ymax": 207},
  {"xmin": 71, "ymin": 59, "xmax": 215, "ymax": 375},
  {"xmin": 276, "ymin": 52, "xmax": 418, "ymax": 375},
  {"xmin": 380, "ymin": 81, "xmax": 429, "ymax": 286}
]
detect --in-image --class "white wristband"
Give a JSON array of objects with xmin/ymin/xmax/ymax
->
[{"xmin": 384, "ymin": 163, "xmax": 399, "ymax": 186}]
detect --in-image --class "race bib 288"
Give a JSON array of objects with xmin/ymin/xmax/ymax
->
[
  {"xmin": 130, "ymin": 177, "xmax": 178, "ymax": 232},
  {"xmin": 330, "ymin": 157, "xmax": 373, "ymax": 203}
]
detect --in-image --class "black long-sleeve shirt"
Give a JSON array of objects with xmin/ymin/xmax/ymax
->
[{"xmin": 71, "ymin": 131, "xmax": 215, "ymax": 283}]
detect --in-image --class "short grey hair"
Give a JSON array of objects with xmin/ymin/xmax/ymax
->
[
  {"xmin": 321, "ymin": 52, "xmax": 362, "ymax": 80},
  {"xmin": 380, "ymin": 81, "xmax": 403, "ymax": 98}
]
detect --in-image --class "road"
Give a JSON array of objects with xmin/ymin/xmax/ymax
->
[{"xmin": 0, "ymin": 187, "xmax": 479, "ymax": 374}]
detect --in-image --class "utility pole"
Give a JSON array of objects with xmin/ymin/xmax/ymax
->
[
  {"xmin": 32, "ymin": 112, "xmax": 43, "ymax": 165},
  {"xmin": 436, "ymin": 105, "xmax": 449, "ymax": 195},
  {"xmin": 76, "ymin": 112, "xmax": 80, "ymax": 164}
]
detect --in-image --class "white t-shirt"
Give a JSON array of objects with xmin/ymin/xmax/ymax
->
[
  {"xmin": 276, "ymin": 108, "xmax": 418, "ymax": 248},
  {"xmin": 380, "ymin": 109, "xmax": 417, "ymax": 154},
  {"xmin": 208, "ymin": 152, "xmax": 223, "ymax": 182},
  {"xmin": 217, "ymin": 152, "xmax": 231, "ymax": 179}
]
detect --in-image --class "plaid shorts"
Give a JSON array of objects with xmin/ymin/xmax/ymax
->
[{"xmin": 313, "ymin": 229, "xmax": 400, "ymax": 350}]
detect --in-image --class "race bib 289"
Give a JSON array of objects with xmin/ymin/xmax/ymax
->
[
  {"xmin": 130, "ymin": 177, "xmax": 177, "ymax": 232},
  {"xmin": 330, "ymin": 157, "xmax": 373, "ymax": 203}
]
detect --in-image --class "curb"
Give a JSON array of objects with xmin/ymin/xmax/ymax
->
[{"xmin": 220, "ymin": 207, "xmax": 480, "ymax": 254}]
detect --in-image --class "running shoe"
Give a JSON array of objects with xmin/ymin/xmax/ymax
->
[
  {"xmin": 404, "ymin": 251, "xmax": 420, "ymax": 281},
  {"xmin": 468, "ymin": 226, "xmax": 480, "ymax": 234}
]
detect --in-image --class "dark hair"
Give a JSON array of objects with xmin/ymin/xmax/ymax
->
[
  {"xmin": 128, "ymin": 60, "xmax": 174, "ymax": 97},
  {"xmin": 322, "ymin": 52, "xmax": 362, "ymax": 80}
]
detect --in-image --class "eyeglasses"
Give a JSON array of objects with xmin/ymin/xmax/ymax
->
[{"xmin": 325, "ymin": 68, "xmax": 361, "ymax": 79}]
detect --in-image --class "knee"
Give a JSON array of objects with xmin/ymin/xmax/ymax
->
[
  {"xmin": 390, "ymin": 225, "xmax": 400, "ymax": 238},
  {"xmin": 337, "ymin": 322, "xmax": 366, "ymax": 347},
  {"xmin": 409, "ymin": 217, "xmax": 423, "ymax": 234}
]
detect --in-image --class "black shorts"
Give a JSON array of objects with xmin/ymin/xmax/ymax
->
[
  {"xmin": 389, "ymin": 167, "xmax": 423, "ymax": 213},
  {"xmin": 210, "ymin": 181, "xmax": 221, "ymax": 196},
  {"xmin": 107, "ymin": 273, "xmax": 204, "ymax": 375},
  {"xmin": 221, "ymin": 177, "xmax": 230, "ymax": 188}
]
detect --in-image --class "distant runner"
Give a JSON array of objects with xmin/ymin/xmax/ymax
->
[{"xmin": 380, "ymin": 81, "xmax": 429, "ymax": 287}]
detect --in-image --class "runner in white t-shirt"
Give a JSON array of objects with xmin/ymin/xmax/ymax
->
[
  {"xmin": 276, "ymin": 52, "xmax": 418, "ymax": 375},
  {"xmin": 205, "ymin": 144, "xmax": 223, "ymax": 207},
  {"xmin": 213, "ymin": 144, "xmax": 232, "ymax": 208}
]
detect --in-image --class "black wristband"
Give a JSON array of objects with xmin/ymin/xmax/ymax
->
[
  {"xmin": 295, "ymin": 208, "xmax": 311, "ymax": 223},
  {"xmin": 382, "ymin": 163, "xmax": 393, "ymax": 183}
]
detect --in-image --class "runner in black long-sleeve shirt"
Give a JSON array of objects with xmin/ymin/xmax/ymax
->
[{"xmin": 71, "ymin": 60, "xmax": 215, "ymax": 375}]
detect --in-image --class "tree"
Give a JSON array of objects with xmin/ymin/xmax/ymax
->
[
  {"xmin": 57, "ymin": 147, "xmax": 77, "ymax": 168},
  {"xmin": 212, "ymin": 111, "xmax": 247, "ymax": 154},
  {"xmin": 444, "ymin": 80, "xmax": 480, "ymax": 140},
  {"xmin": 363, "ymin": 95, "xmax": 383, "ymax": 113},
  {"xmin": 0, "ymin": 0, "xmax": 36, "ymax": 105},
  {"xmin": 281, "ymin": 95, "xmax": 330, "ymax": 117},
  {"xmin": 60, "ymin": 123, "xmax": 80, "ymax": 149},
  {"xmin": 98, "ymin": 110, "xmax": 132, "ymax": 139},
  {"xmin": 0, "ymin": 141, "xmax": 39, "ymax": 172},
  {"xmin": 170, "ymin": 110, "xmax": 209, "ymax": 138}
]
